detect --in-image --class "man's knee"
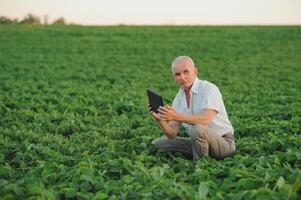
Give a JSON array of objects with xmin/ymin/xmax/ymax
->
[
  {"xmin": 189, "ymin": 124, "xmax": 208, "ymax": 140},
  {"xmin": 151, "ymin": 138, "xmax": 167, "ymax": 148},
  {"xmin": 151, "ymin": 139, "xmax": 160, "ymax": 146}
]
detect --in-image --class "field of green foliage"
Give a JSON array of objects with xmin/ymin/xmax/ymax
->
[{"xmin": 0, "ymin": 25, "xmax": 300, "ymax": 199}]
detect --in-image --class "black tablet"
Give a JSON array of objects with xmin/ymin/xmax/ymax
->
[{"xmin": 147, "ymin": 89, "xmax": 163, "ymax": 114}]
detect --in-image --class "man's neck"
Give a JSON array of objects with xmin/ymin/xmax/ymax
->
[
  {"xmin": 184, "ymin": 84, "xmax": 192, "ymax": 108},
  {"xmin": 184, "ymin": 84, "xmax": 193, "ymax": 94}
]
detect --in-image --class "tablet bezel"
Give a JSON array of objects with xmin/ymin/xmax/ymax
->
[{"xmin": 147, "ymin": 89, "xmax": 163, "ymax": 114}]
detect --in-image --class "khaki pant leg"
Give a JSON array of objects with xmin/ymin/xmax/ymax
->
[
  {"xmin": 152, "ymin": 137, "xmax": 193, "ymax": 159},
  {"xmin": 189, "ymin": 124, "xmax": 235, "ymax": 160}
]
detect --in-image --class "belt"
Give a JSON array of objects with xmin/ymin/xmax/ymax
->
[{"xmin": 222, "ymin": 133, "xmax": 234, "ymax": 140}]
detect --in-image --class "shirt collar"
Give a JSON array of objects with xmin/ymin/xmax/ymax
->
[
  {"xmin": 180, "ymin": 77, "xmax": 200, "ymax": 96},
  {"xmin": 179, "ymin": 77, "xmax": 200, "ymax": 108},
  {"xmin": 189, "ymin": 77, "xmax": 201, "ymax": 94}
]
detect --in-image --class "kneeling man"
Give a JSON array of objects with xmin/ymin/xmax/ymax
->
[{"xmin": 149, "ymin": 56, "xmax": 235, "ymax": 161}]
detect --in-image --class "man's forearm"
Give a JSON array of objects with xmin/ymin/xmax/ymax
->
[
  {"xmin": 157, "ymin": 120, "xmax": 177, "ymax": 139},
  {"xmin": 175, "ymin": 112, "xmax": 212, "ymax": 126}
]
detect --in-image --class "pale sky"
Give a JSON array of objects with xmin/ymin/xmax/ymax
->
[{"xmin": 0, "ymin": 0, "xmax": 300, "ymax": 25}]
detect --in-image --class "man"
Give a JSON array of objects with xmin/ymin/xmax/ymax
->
[{"xmin": 148, "ymin": 56, "xmax": 235, "ymax": 161}]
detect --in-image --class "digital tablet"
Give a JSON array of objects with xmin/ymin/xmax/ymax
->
[{"xmin": 147, "ymin": 89, "xmax": 163, "ymax": 114}]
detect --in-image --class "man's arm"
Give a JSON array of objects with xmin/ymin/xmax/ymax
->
[
  {"xmin": 158, "ymin": 105, "xmax": 217, "ymax": 127},
  {"xmin": 157, "ymin": 120, "xmax": 181, "ymax": 139},
  {"xmin": 148, "ymin": 105, "xmax": 181, "ymax": 139}
]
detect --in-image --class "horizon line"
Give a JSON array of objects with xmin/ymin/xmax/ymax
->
[{"xmin": 3, "ymin": 23, "xmax": 300, "ymax": 27}]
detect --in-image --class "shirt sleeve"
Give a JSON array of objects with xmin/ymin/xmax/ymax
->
[{"xmin": 202, "ymin": 83, "xmax": 222, "ymax": 113}]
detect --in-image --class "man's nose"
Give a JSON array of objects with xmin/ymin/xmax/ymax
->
[{"xmin": 180, "ymin": 73, "xmax": 185, "ymax": 80}]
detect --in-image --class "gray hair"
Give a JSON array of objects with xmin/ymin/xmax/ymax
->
[{"xmin": 171, "ymin": 56, "xmax": 195, "ymax": 71}]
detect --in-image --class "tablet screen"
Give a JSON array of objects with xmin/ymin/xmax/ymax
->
[{"xmin": 147, "ymin": 89, "xmax": 163, "ymax": 114}]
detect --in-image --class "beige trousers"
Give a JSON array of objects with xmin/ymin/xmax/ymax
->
[{"xmin": 152, "ymin": 124, "xmax": 235, "ymax": 161}]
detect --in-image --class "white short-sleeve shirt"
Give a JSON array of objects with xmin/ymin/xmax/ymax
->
[{"xmin": 172, "ymin": 77, "xmax": 234, "ymax": 136}]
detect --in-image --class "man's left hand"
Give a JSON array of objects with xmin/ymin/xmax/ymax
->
[{"xmin": 158, "ymin": 105, "xmax": 178, "ymax": 121}]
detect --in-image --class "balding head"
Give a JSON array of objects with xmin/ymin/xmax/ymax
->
[
  {"xmin": 171, "ymin": 56, "xmax": 195, "ymax": 72},
  {"xmin": 171, "ymin": 56, "xmax": 198, "ymax": 89}
]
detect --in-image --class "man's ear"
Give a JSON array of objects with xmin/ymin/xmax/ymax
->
[
  {"xmin": 171, "ymin": 72, "xmax": 176, "ymax": 80},
  {"xmin": 195, "ymin": 67, "xmax": 198, "ymax": 76}
]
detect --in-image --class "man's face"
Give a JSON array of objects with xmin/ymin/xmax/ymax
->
[{"xmin": 172, "ymin": 60, "xmax": 197, "ymax": 89}]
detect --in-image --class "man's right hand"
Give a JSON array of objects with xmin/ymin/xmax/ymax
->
[
  {"xmin": 148, "ymin": 104, "xmax": 164, "ymax": 121},
  {"xmin": 148, "ymin": 104, "xmax": 179, "ymax": 139}
]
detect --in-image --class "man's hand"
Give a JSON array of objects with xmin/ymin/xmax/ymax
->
[
  {"xmin": 148, "ymin": 104, "xmax": 180, "ymax": 139},
  {"xmin": 148, "ymin": 104, "xmax": 166, "ymax": 121},
  {"xmin": 158, "ymin": 105, "xmax": 178, "ymax": 121}
]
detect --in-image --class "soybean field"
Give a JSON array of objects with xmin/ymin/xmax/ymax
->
[{"xmin": 0, "ymin": 25, "xmax": 301, "ymax": 199}]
